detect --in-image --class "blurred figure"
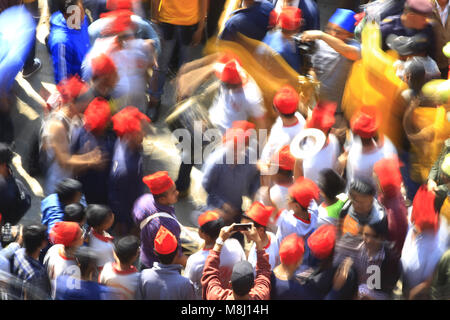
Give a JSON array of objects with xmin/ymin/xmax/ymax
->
[
  {"xmin": 262, "ymin": 6, "xmax": 303, "ymax": 72},
  {"xmin": 70, "ymin": 97, "xmax": 116, "ymax": 204},
  {"xmin": 201, "ymin": 223, "xmax": 271, "ymax": 300},
  {"xmin": 241, "ymin": 202, "xmax": 280, "ymax": 269},
  {"xmin": 427, "ymin": 140, "xmax": 450, "ymax": 212},
  {"xmin": 301, "ymin": 8, "xmax": 361, "ymax": 113},
  {"xmin": 273, "ymin": 0, "xmax": 320, "ymax": 32},
  {"xmin": 135, "ymin": 226, "xmax": 196, "ymax": 300},
  {"xmin": 316, "ymin": 168, "xmax": 347, "ymax": 226},
  {"xmin": 202, "ymin": 126, "xmax": 261, "ymax": 226},
  {"xmin": 22, "ymin": 0, "xmax": 41, "ymax": 79},
  {"xmin": 108, "ymin": 107, "xmax": 149, "ymax": 236},
  {"xmin": 11, "ymin": 224, "xmax": 51, "ymax": 300},
  {"xmin": 148, "ymin": 0, "xmax": 207, "ymax": 119},
  {"xmin": 430, "ymin": 249, "xmax": 450, "ymax": 299},
  {"xmin": 208, "ymin": 58, "xmax": 267, "ymax": 134},
  {"xmin": 47, "ymin": 0, "xmax": 91, "ymax": 83},
  {"xmin": 432, "ymin": 0, "xmax": 450, "ymax": 78},
  {"xmin": 373, "ymin": 157, "xmax": 408, "ymax": 258},
  {"xmin": 185, "ymin": 211, "xmax": 245, "ymax": 299},
  {"xmin": 99, "ymin": 235, "xmax": 141, "ymax": 300},
  {"xmin": 401, "ymin": 186, "xmax": 447, "ymax": 299},
  {"xmin": 44, "ymin": 221, "xmax": 84, "ymax": 298},
  {"xmin": 40, "ymin": 76, "xmax": 106, "ymax": 196},
  {"xmin": 219, "ymin": 0, "xmax": 274, "ymax": 42},
  {"xmin": 132, "ymin": 171, "xmax": 186, "ymax": 270},
  {"xmin": 380, "ymin": 0, "xmax": 435, "ymax": 57},
  {"xmin": 55, "ymin": 246, "xmax": 118, "ymax": 299},
  {"xmin": 294, "ymin": 101, "xmax": 341, "ymax": 184}
]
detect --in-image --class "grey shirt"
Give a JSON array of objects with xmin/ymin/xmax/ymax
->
[{"xmin": 135, "ymin": 263, "xmax": 196, "ymax": 300}]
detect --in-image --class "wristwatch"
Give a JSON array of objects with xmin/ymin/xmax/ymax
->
[{"xmin": 215, "ymin": 237, "xmax": 224, "ymax": 246}]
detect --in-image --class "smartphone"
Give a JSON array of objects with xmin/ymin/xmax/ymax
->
[{"xmin": 231, "ymin": 223, "xmax": 253, "ymax": 232}]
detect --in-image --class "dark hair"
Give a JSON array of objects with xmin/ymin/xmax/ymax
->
[
  {"xmin": 0, "ymin": 143, "xmax": 13, "ymax": 165},
  {"xmin": 367, "ymin": 216, "xmax": 389, "ymax": 238},
  {"xmin": 199, "ymin": 218, "xmax": 225, "ymax": 239},
  {"xmin": 62, "ymin": 0, "xmax": 81, "ymax": 14},
  {"xmin": 318, "ymin": 169, "xmax": 346, "ymax": 199},
  {"xmin": 349, "ymin": 178, "xmax": 376, "ymax": 197},
  {"xmin": 64, "ymin": 203, "xmax": 85, "ymax": 223},
  {"xmin": 74, "ymin": 246, "xmax": 98, "ymax": 276},
  {"xmin": 277, "ymin": 168, "xmax": 293, "ymax": 177},
  {"xmin": 241, "ymin": 214, "xmax": 265, "ymax": 230},
  {"xmin": 85, "ymin": 204, "xmax": 112, "ymax": 228},
  {"xmin": 153, "ymin": 191, "xmax": 168, "ymax": 201},
  {"xmin": 279, "ymin": 112, "xmax": 297, "ymax": 118},
  {"xmin": 114, "ymin": 236, "xmax": 140, "ymax": 264},
  {"xmin": 404, "ymin": 59, "xmax": 426, "ymax": 94},
  {"xmin": 23, "ymin": 224, "xmax": 47, "ymax": 253},
  {"xmin": 55, "ymin": 178, "xmax": 82, "ymax": 204},
  {"xmin": 155, "ymin": 249, "xmax": 178, "ymax": 265}
]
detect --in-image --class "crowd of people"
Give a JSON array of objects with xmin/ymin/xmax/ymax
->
[{"xmin": 0, "ymin": 0, "xmax": 449, "ymax": 300}]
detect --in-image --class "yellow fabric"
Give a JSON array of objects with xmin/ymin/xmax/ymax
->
[
  {"xmin": 442, "ymin": 154, "xmax": 450, "ymax": 176},
  {"xmin": 409, "ymin": 105, "xmax": 450, "ymax": 183},
  {"xmin": 159, "ymin": 0, "xmax": 200, "ymax": 26},
  {"xmin": 441, "ymin": 197, "xmax": 450, "ymax": 222},
  {"xmin": 341, "ymin": 22, "xmax": 408, "ymax": 151}
]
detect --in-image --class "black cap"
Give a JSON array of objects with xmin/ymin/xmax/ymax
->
[
  {"xmin": 386, "ymin": 33, "xmax": 429, "ymax": 56},
  {"xmin": 230, "ymin": 261, "xmax": 254, "ymax": 296}
]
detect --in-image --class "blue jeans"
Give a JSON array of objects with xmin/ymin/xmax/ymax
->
[{"xmin": 149, "ymin": 23, "xmax": 199, "ymax": 99}]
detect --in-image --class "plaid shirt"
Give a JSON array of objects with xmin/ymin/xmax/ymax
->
[{"xmin": 11, "ymin": 248, "xmax": 51, "ymax": 299}]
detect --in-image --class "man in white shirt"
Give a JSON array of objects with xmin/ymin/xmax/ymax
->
[{"xmin": 184, "ymin": 210, "xmax": 246, "ymax": 299}]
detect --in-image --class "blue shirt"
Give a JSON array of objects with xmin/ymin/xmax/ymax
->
[
  {"xmin": 48, "ymin": 12, "xmax": 91, "ymax": 83},
  {"xmin": 41, "ymin": 194, "xmax": 65, "ymax": 237},
  {"xmin": 108, "ymin": 139, "xmax": 145, "ymax": 225},
  {"xmin": 297, "ymin": 0, "xmax": 320, "ymax": 31},
  {"xmin": 70, "ymin": 126, "xmax": 116, "ymax": 205},
  {"xmin": 55, "ymin": 275, "xmax": 118, "ymax": 300},
  {"xmin": 220, "ymin": 1, "xmax": 274, "ymax": 42},
  {"xmin": 262, "ymin": 29, "xmax": 302, "ymax": 72}
]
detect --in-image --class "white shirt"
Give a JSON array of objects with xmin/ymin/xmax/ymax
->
[
  {"xmin": 436, "ymin": 0, "xmax": 450, "ymax": 25},
  {"xmin": 43, "ymin": 244, "xmax": 80, "ymax": 298},
  {"xmin": 99, "ymin": 262, "xmax": 140, "ymax": 300},
  {"xmin": 184, "ymin": 238, "xmax": 246, "ymax": 299},
  {"xmin": 346, "ymin": 135, "xmax": 397, "ymax": 186},
  {"xmin": 260, "ymin": 112, "xmax": 306, "ymax": 164},
  {"xmin": 247, "ymin": 231, "xmax": 280, "ymax": 270},
  {"xmin": 209, "ymin": 80, "xmax": 266, "ymax": 134},
  {"xmin": 88, "ymin": 230, "xmax": 115, "ymax": 270},
  {"xmin": 269, "ymin": 184, "xmax": 290, "ymax": 211},
  {"xmin": 303, "ymin": 133, "xmax": 341, "ymax": 185},
  {"xmin": 275, "ymin": 200, "xmax": 319, "ymax": 246}
]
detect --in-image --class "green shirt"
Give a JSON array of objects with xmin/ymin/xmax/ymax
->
[{"xmin": 431, "ymin": 250, "xmax": 450, "ymax": 300}]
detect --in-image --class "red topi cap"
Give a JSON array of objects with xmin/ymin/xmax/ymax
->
[
  {"xmin": 101, "ymin": 11, "xmax": 135, "ymax": 36},
  {"xmin": 154, "ymin": 225, "xmax": 178, "ymax": 255},
  {"xmin": 350, "ymin": 106, "xmax": 380, "ymax": 139},
  {"xmin": 217, "ymin": 59, "xmax": 246, "ymax": 85},
  {"xmin": 273, "ymin": 85, "xmax": 299, "ymax": 115},
  {"xmin": 245, "ymin": 201, "xmax": 274, "ymax": 227},
  {"xmin": 279, "ymin": 6, "xmax": 302, "ymax": 31},
  {"xmin": 273, "ymin": 145, "xmax": 295, "ymax": 171},
  {"xmin": 279, "ymin": 233, "xmax": 305, "ymax": 265},
  {"xmin": 142, "ymin": 171, "xmax": 175, "ymax": 195},
  {"xmin": 288, "ymin": 177, "xmax": 320, "ymax": 208},
  {"xmin": 373, "ymin": 157, "xmax": 403, "ymax": 198},
  {"xmin": 56, "ymin": 75, "xmax": 89, "ymax": 104},
  {"xmin": 111, "ymin": 106, "xmax": 150, "ymax": 137},
  {"xmin": 306, "ymin": 101, "xmax": 337, "ymax": 133},
  {"xmin": 106, "ymin": 0, "xmax": 133, "ymax": 11},
  {"xmin": 84, "ymin": 97, "xmax": 111, "ymax": 133},
  {"xmin": 198, "ymin": 210, "xmax": 220, "ymax": 227},
  {"xmin": 268, "ymin": 9, "xmax": 279, "ymax": 28},
  {"xmin": 411, "ymin": 186, "xmax": 439, "ymax": 233},
  {"xmin": 307, "ymin": 224, "xmax": 337, "ymax": 260},
  {"xmin": 91, "ymin": 53, "xmax": 117, "ymax": 78},
  {"xmin": 49, "ymin": 221, "xmax": 81, "ymax": 247}
]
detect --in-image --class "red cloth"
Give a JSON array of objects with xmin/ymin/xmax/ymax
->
[
  {"xmin": 273, "ymin": 145, "xmax": 295, "ymax": 171},
  {"xmin": 306, "ymin": 101, "xmax": 337, "ymax": 133},
  {"xmin": 154, "ymin": 225, "xmax": 178, "ymax": 254},
  {"xmin": 111, "ymin": 106, "xmax": 150, "ymax": 137},
  {"xmin": 101, "ymin": 11, "xmax": 135, "ymax": 36},
  {"xmin": 245, "ymin": 202, "xmax": 274, "ymax": 227},
  {"xmin": 49, "ymin": 222, "xmax": 81, "ymax": 247},
  {"xmin": 91, "ymin": 53, "xmax": 117, "ymax": 78},
  {"xmin": 307, "ymin": 224, "xmax": 336, "ymax": 260},
  {"xmin": 273, "ymin": 85, "xmax": 299, "ymax": 115},
  {"xmin": 411, "ymin": 186, "xmax": 439, "ymax": 233},
  {"xmin": 350, "ymin": 106, "xmax": 379, "ymax": 138},
  {"xmin": 106, "ymin": 0, "xmax": 133, "ymax": 10},
  {"xmin": 56, "ymin": 75, "xmax": 89, "ymax": 104},
  {"xmin": 84, "ymin": 97, "xmax": 111, "ymax": 133},
  {"xmin": 222, "ymin": 127, "xmax": 252, "ymax": 145},
  {"xmin": 201, "ymin": 249, "xmax": 271, "ymax": 300},
  {"xmin": 288, "ymin": 177, "xmax": 320, "ymax": 208},
  {"xmin": 278, "ymin": 6, "xmax": 302, "ymax": 30},
  {"xmin": 268, "ymin": 9, "xmax": 278, "ymax": 28},
  {"xmin": 373, "ymin": 157, "xmax": 403, "ymax": 198},
  {"xmin": 198, "ymin": 210, "xmax": 220, "ymax": 227},
  {"xmin": 279, "ymin": 233, "xmax": 305, "ymax": 265},
  {"xmin": 217, "ymin": 60, "xmax": 244, "ymax": 85},
  {"xmin": 231, "ymin": 120, "xmax": 255, "ymax": 131},
  {"xmin": 142, "ymin": 171, "xmax": 175, "ymax": 195}
]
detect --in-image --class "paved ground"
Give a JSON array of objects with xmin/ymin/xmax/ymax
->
[{"xmin": 11, "ymin": 0, "xmax": 348, "ymax": 229}]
